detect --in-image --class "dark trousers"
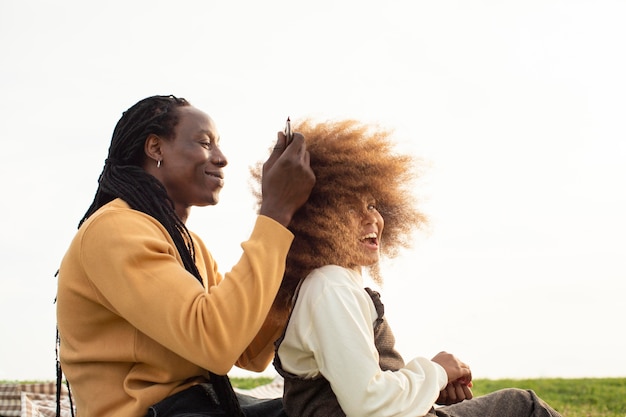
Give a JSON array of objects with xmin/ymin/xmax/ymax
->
[
  {"xmin": 145, "ymin": 384, "xmax": 287, "ymax": 417},
  {"xmin": 433, "ymin": 388, "xmax": 562, "ymax": 417}
]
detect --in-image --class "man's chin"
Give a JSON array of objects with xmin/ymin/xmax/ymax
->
[{"xmin": 196, "ymin": 197, "xmax": 220, "ymax": 207}]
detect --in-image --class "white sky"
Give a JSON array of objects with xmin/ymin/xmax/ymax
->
[{"xmin": 1, "ymin": 0, "xmax": 625, "ymax": 381}]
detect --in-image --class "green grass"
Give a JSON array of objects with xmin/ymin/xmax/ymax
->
[
  {"xmin": 469, "ymin": 378, "xmax": 626, "ymax": 417},
  {"xmin": 230, "ymin": 377, "xmax": 625, "ymax": 417},
  {"xmin": 230, "ymin": 376, "xmax": 275, "ymax": 390}
]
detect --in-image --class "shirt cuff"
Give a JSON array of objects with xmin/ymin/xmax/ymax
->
[{"xmin": 432, "ymin": 361, "xmax": 449, "ymax": 390}]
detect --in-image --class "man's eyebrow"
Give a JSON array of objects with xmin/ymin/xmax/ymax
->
[{"xmin": 199, "ymin": 129, "xmax": 220, "ymax": 142}]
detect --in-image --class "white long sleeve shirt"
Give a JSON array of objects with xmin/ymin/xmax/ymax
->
[{"xmin": 276, "ymin": 265, "xmax": 449, "ymax": 417}]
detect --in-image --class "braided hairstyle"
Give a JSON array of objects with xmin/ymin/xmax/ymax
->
[
  {"xmin": 79, "ymin": 95, "xmax": 243, "ymax": 416},
  {"xmin": 250, "ymin": 119, "xmax": 428, "ymax": 323}
]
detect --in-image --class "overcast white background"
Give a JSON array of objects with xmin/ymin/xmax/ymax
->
[{"xmin": 1, "ymin": 1, "xmax": 624, "ymax": 382}]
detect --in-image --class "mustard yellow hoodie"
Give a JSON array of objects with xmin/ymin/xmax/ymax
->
[{"xmin": 56, "ymin": 199, "xmax": 293, "ymax": 416}]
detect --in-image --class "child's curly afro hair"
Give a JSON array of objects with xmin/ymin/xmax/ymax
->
[{"xmin": 250, "ymin": 119, "xmax": 428, "ymax": 322}]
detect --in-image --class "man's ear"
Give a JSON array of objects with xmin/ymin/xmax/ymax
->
[{"xmin": 144, "ymin": 134, "xmax": 163, "ymax": 165}]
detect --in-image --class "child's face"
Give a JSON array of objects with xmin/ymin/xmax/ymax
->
[{"xmin": 346, "ymin": 195, "xmax": 385, "ymax": 268}]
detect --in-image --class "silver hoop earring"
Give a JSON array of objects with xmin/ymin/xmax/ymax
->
[{"xmin": 157, "ymin": 159, "xmax": 161, "ymax": 168}]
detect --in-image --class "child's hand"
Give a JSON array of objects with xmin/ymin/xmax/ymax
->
[
  {"xmin": 436, "ymin": 381, "xmax": 473, "ymax": 405},
  {"xmin": 457, "ymin": 376, "xmax": 473, "ymax": 388}
]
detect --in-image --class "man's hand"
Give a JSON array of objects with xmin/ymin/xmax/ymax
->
[{"xmin": 260, "ymin": 131, "xmax": 315, "ymax": 227}]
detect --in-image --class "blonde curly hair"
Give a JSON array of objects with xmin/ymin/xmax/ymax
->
[{"xmin": 250, "ymin": 119, "xmax": 428, "ymax": 322}]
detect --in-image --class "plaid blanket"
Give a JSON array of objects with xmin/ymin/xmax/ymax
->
[{"xmin": 0, "ymin": 383, "xmax": 74, "ymax": 417}]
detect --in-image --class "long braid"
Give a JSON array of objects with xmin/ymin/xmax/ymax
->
[{"xmin": 60, "ymin": 95, "xmax": 242, "ymax": 416}]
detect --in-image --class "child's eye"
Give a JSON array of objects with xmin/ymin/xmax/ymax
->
[
  {"xmin": 367, "ymin": 204, "xmax": 377, "ymax": 211},
  {"xmin": 201, "ymin": 142, "xmax": 213, "ymax": 150}
]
